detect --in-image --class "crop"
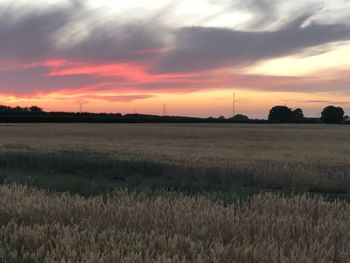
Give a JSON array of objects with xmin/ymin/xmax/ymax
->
[
  {"xmin": 0, "ymin": 123, "xmax": 349, "ymax": 262},
  {"xmin": 0, "ymin": 123, "xmax": 349, "ymax": 196},
  {"xmin": 0, "ymin": 184, "xmax": 349, "ymax": 263}
]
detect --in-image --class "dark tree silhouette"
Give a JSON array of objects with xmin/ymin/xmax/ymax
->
[
  {"xmin": 29, "ymin": 106, "xmax": 43, "ymax": 113},
  {"xmin": 321, "ymin": 106, "xmax": 344, "ymax": 124},
  {"xmin": 268, "ymin": 106, "xmax": 294, "ymax": 123},
  {"xmin": 0, "ymin": 105, "xmax": 27, "ymax": 114},
  {"xmin": 292, "ymin": 108, "xmax": 304, "ymax": 121},
  {"xmin": 231, "ymin": 114, "xmax": 249, "ymax": 121}
]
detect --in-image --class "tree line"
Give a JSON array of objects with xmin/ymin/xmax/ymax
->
[
  {"xmin": 0, "ymin": 104, "xmax": 348, "ymax": 124},
  {"xmin": 268, "ymin": 105, "xmax": 349, "ymax": 124}
]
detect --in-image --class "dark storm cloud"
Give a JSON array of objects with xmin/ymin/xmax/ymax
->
[
  {"xmin": 154, "ymin": 15, "xmax": 350, "ymax": 73},
  {"xmin": 1, "ymin": 0, "xmax": 350, "ymax": 96},
  {"xmin": 0, "ymin": 3, "xmax": 74, "ymax": 60},
  {"xmin": 1, "ymin": 0, "xmax": 349, "ymax": 69},
  {"xmin": 0, "ymin": 1, "xmax": 166, "ymax": 63},
  {"xmin": 63, "ymin": 22, "xmax": 165, "ymax": 62}
]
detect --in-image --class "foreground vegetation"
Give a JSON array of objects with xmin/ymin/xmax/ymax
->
[
  {"xmin": 0, "ymin": 184, "xmax": 349, "ymax": 262},
  {"xmin": 0, "ymin": 124, "xmax": 349, "ymax": 262}
]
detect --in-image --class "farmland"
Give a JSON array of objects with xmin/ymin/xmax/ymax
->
[{"xmin": 0, "ymin": 123, "xmax": 349, "ymax": 262}]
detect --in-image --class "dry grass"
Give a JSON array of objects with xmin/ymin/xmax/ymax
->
[
  {"xmin": 2, "ymin": 124, "xmax": 350, "ymax": 164},
  {"xmin": 0, "ymin": 184, "xmax": 349, "ymax": 263},
  {"xmin": 0, "ymin": 124, "xmax": 349, "ymax": 262},
  {"xmin": 0, "ymin": 123, "xmax": 349, "ymax": 195}
]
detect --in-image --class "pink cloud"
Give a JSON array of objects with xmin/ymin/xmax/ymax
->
[{"xmin": 1, "ymin": 56, "xmax": 350, "ymax": 107}]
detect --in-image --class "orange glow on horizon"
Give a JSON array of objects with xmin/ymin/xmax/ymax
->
[{"xmin": 2, "ymin": 88, "xmax": 349, "ymax": 119}]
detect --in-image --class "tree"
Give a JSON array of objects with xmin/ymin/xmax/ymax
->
[
  {"xmin": 321, "ymin": 106, "xmax": 344, "ymax": 124},
  {"xmin": 292, "ymin": 108, "xmax": 304, "ymax": 121},
  {"xmin": 268, "ymin": 106, "xmax": 294, "ymax": 123},
  {"xmin": 29, "ymin": 106, "xmax": 43, "ymax": 113},
  {"xmin": 231, "ymin": 114, "xmax": 249, "ymax": 121}
]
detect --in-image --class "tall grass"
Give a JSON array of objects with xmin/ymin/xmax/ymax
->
[
  {"xmin": 0, "ymin": 124, "xmax": 349, "ymax": 262},
  {"xmin": 0, "ymin": 150, "xmax": 348, "ymax": 197},
  {"xmin": 0, "ymin": 124, "xmax": 349, "ymax": 197},
  {"xmin": 0, "ymin": 184, "xmax": 349, "ymax": 262}
]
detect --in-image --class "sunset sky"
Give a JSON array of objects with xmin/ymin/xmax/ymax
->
[{"xmin": 1, "ymin": 0, "xmax": 350, "ymax": 118}]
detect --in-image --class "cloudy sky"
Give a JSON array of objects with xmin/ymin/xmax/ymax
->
[{"xmin": 1, "ymin": 0, "xmax": 350, "ymax": 117}]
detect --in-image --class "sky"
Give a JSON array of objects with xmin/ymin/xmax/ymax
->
[{"xmin": 1, "ymin": 0, "xmax": 350, "ymax": 118}]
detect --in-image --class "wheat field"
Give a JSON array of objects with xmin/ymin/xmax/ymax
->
[
  {"xmin": 0, "ymin": 123, "xmax": 349, "ymax": 195},
  {"xmin": 0, "ymin": 123, "xmax": 349, "ymax": 262},
  {"xmin": 0, "ymin": 184, "xmax": 349, "ymax": 263}
]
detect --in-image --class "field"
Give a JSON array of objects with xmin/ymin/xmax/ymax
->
[{"xmin": 0, "ymin": 123, "xmax": 349, "ymax": 262}]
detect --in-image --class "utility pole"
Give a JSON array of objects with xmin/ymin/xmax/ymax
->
[
  {"xmin": 163, "ymin": 104, "xmax": 166, "ymax": 116},
  {"xmin": 78, "ymin": 100, "xmax": 88, "ymax": 113},
  {"xmin": 232, "ymin": 91, "xmax": 236, "ymax": 117}
]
